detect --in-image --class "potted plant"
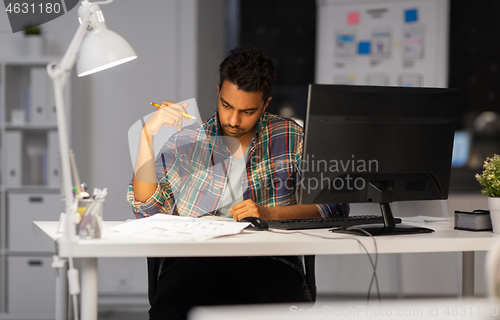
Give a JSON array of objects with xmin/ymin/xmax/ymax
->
[
  {"xmin": 476, "ymin": 154, "xmax": 500, "ymax": 233},
  {"xmin": 23, "ymin": 25, "xmax": 44, "ymax": 56}
]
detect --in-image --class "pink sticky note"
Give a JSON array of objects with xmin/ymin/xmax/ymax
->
[{"xmin": 347, "ymin": 11, "xmax": 360, "ymax": 25}]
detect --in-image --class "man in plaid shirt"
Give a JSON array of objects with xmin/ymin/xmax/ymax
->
[{"xmin": 128, "ymin": 46, "xmax": 349, "ymax": 320}]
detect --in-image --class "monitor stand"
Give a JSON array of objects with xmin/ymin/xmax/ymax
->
[{"xmin": 330, "ymin": 203, "xmax": 434, "ymax": 236}]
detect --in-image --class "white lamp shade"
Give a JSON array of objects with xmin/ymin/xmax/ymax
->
[{"xmin": 76, "ymin": 28, "xmax": 137, "ymax": 77}]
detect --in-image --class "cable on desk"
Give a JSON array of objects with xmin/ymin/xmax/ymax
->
[
  {"xmin": 65, "ymin": 198, "xmax": 81, "ymax": 320},
  {"xmin": 67, "ymin": 239, "xmax": 80, "ymax": 320},
  {"xmin": 351, "ymin": 228, "xmax": 380, "ymax": 302},
  {"xmin": 268, "ymin": 228, "xmax": 381, "ymax": 303}
]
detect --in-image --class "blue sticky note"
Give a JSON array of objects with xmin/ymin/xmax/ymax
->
[
  {"xmin": 405, "ymin": 8, "xmax": 418, "ymax": 23},
  {"xmin": 337, "ymin": 34, "xmax": 355, "ymax": 43},
  {"xmin": 358, "ymin": 41, "xmax": 371, "ymax": 54}
]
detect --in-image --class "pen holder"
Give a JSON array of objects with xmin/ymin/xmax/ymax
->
[{"xmin": 76, "ymin": 199, "xmax": 104, "ymax": 238}]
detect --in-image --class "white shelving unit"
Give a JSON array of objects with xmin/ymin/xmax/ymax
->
[{"xmin": 0, "ymin": 55, "xmax": 70, "ymax": 319}]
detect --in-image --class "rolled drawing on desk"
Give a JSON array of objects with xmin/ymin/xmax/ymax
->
[{"xmin": 110, "ymin": 214, "xmax": 251, "ymax": 241}]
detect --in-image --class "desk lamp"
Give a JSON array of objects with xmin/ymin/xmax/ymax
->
[{"xmin": 46, "ymin": 0, "xmax": 136, "ymax": 319}]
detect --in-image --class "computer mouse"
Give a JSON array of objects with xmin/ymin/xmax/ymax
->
[{"xmin": 240, "ymin": 216, "xmax": 269, "ymax": 231}]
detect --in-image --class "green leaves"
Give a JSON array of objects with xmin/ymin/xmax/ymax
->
[
  {"xmin": 476, "ymin": 154, "xmax": 500, "ymax": 197},
  {"xmin": 23, "ymin": 25, "xmax": 41, "ymax": 35}
]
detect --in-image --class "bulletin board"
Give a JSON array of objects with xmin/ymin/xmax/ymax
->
[{"xmin": 315, "ymin": 0, "xmax": 449, "ymax": 87}]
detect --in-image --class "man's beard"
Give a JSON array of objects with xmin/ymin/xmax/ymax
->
[{"xmin": 222, "ymin": 124, "xmax": 247, "ymax": 138}]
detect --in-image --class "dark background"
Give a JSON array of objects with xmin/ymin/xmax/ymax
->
[
  {"xmin": 238, "ymin": 0, "xmax": 316, "ymax": 120},
  {"xmin": 236, "ymin": 0, "xmax": 500, "ymax": 192}
]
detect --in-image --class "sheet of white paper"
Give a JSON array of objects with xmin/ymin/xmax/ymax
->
[
  {"xmin": 200, "ymin": 215, "xmax": 236, "ymax": 222},
  {"xmin": 401, "ymin": 215, "xmax": 450, "ymax": 223},
  {"xmin": 110, "ymin": 214, "xmax": 251, "ymax": 241}
]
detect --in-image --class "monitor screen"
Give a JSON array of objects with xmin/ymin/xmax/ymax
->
[{"xmin": 299, "ymin": 84, "xmax": 457, "ymax": 235}]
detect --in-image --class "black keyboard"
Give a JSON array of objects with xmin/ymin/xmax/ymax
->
[{"xmin": 267, "ymin": 215, "xmax": 402, "ymax": 230}]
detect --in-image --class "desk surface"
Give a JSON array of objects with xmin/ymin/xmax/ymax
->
[
  {"xmin": 33, "ymin": 220, "xmax": 500, "ymax": 258},
  {"xmin": 189, "ymin": 298, "xmax": 498, "ymax": 320}
]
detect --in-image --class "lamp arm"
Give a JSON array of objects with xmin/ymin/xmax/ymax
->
[
  {"xmin": 49, "ymin": 76, "xmax": 75, "ymax": 239},
  {"xmin": 47, "ymin": 9, "xmax": 93, "ymax": 240},
  {"xmin": 59, "ymin": 9, "xmax": 92, "ymax": 80},
  {"xmin": 92, "ymin": 0, "xmax": 114, "ymax": 4}
]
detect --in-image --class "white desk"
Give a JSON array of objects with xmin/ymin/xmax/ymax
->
[
  {"xmin": 33, "ymin": 220, "xmax": 499, "ymax": 320},
  {"xmin": 189, "ymin": 298, "xmax": 499, "ymax": 320}
]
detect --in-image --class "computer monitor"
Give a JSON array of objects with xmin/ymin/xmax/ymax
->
[{"xmin": 299, "ymin": 84, "xmax": 457, "ymax": 236}]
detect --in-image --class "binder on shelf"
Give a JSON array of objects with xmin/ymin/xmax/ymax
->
[
  {"xmin": 47, "ymin": 131, "xmax": 60, "ymax": 188},
  {"xmin": 26, "ymin": 145, "xmax": 45, "ymax": 185},
  {"xmin": 30, "ymin": 67, "xmax": 48, "ymax": 124},
  {"xmin": 6, "ymin": 131, "xmax": 22, "ymax": 186},
  {"xmin": 46, "ymin": 81, "xmax": 57, "ymax": 125},
  {"xmin": 24, "ymin": 86, "xmax": 30, "ymax": 122}
]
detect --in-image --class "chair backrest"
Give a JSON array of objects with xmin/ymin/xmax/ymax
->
[
  {"xmin": 304, "ymin": 255, "xmax": 316, "ymax": 302},
  {"xmin": 147, "ymin": 257, "xmax": 162, "ymax": 306}
]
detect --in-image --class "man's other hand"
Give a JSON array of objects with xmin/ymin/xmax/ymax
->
[{"xmin": 229, "ymin": 199, "xmax": 275, "ymax": 221}]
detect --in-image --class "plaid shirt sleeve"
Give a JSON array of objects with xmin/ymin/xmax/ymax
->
[
  {"xmin": 127, "ymin": 182, "xmax": 170, "ymax": 218},
  {"xmin": 127, "ymin": 134, "xmax": 183, "ymax": 219},
  {"xmin": 316, "ymin": 202, "xmax": 350, "ymax": 218}
]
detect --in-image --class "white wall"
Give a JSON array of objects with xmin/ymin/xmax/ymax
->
[
  {"xmin": 1, "ymin": 0, "xmax": 226, "ymax": 304},
  {"xmin": 34, "ymin": 0, "xmax": 199, "ymax": 221},
  {"xmin": 84, "ymin": 0, "xmax": 197, "ymax": 221}
]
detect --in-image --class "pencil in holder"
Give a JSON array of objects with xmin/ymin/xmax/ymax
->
[{"xmin": 76, "ymin": 199, "xmax": 104, "ymax": 238}]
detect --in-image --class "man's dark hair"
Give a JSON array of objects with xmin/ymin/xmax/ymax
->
[{"xmin": 219, "ymin": 46, "xmax": 276, "ymax": 101}]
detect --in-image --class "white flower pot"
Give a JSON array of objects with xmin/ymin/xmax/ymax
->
[
  {"xmin": 488, "ymin": 197, "xmax": 500, "ymax": 234},
  {"xmin": 23, "ymin": 36, "xmax": 44, "ymax": 56}
]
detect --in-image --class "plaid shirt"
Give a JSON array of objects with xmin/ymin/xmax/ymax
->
[
  {"xmin": 127, "ymin": 111, "xmax": 349, "ymax": 300},
  {"xmin": 128, "ymin": 112, "xmax": 349, "ymax": 219}
]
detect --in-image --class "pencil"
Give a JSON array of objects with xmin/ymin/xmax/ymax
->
[{"xmin": 150, "ymin": 102, "xmax": 196, "ymax": 119}]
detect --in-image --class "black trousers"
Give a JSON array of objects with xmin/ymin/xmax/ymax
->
[{"xmin": 149, "ymin": 257, "xmax": 309, "ymax": 320}]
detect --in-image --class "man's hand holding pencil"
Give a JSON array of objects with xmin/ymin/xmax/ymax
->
[
  {"xmin": 151, "ymin": 102, "xmax": 196, "ymax": 120},
  {"xmin": 145, "ymin": 100, "xmax": 194, "ymax": 135},
  {"xmin": 134, "ymin": 100, "xmax": 194, "ymax": 189}
]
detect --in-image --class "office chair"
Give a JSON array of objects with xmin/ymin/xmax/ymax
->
[
  {"xmin": 147, "ymin": 257, "xmax": 171, "ymax": 306},
  {"xmin": 304, "ymin": 255, "xmax": 317, "ymax": 301},
  {"xmin": 147, "ymin": 255, "xmax": 317, "ymax": 305}
]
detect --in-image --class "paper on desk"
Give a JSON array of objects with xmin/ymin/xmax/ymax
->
[
  {"xmin": 110, "ymin": 214, "xmax": 251, "ymax": 241},
  {"xmin": 401, "ymin": 215, "xmax": 450, "ymax": 223}
]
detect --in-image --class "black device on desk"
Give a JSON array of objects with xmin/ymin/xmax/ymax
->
[
  {"xmin": 240, "ymin": 216, "xmax": 269, "ymax": 231},
  {"xmin": 299, "ymin": 84, "xmax": 457, "ymax": 236}
]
